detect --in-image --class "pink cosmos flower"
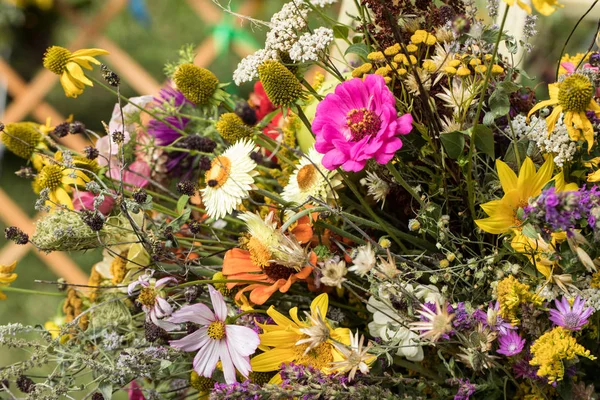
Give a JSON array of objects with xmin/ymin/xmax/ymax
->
[
  {"xmin": 128, "ymin": 270, "xmax": 179, "ymax": 331},
  {"xmin": 312, "ymin": 74, "xmax": 413, "ymax": 172},
  {"xmin": 549, "ymin": 295, "xmax": 593, "ymax": 331},
  {"xmin": 168, "ymin": 285, "xmax": 260, "ymax": 384},
  {"xmin": 72, "ymin": 191, "xmax": 115, "ymax": 215}
]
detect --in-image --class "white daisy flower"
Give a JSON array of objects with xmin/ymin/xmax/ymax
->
[
  {"xmin": 201, "ymin": 139, "xmax": 258, "ymax": 219},
  {"xmin": 282, "ymin": 146, "xmax": 342, "ymax": 206},
  {"xmin": 348, "ymin": 242, "xmax": 376, "ymax": 277}
]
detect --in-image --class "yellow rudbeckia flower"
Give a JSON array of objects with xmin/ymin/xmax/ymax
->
[
  {"xmin": 0, "ymin": 261, "xmax": 18, "ymax": 300},
  {"xmin": 251, "ymin": 293, "xmax": 351, "ymax": 383},
  {"xmin": 33, "ymin": 151, "xmax": 91, "ymax": 209},
  {"xmin": 43, "ymin": 46, "xmax": 109, "ymax": 98},
  {"xmin": 528, "ymin": 74, "xmax": 600, "ymax": 151}
]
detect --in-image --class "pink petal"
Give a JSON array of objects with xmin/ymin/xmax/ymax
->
[
  {"xmin": 169, "ymin": 303, "xmax": 215, "ymax": 325},
  {"xmin": 123, "ymin": 160, "xmax": 150, "ymax": 188},
  {"xmin": 396, "ymin": 113, "xmax": 413, "ymax": 135},
  {"xmin": 322, "ymin": 148, "xmax": 347, "ymax": 170},
  {"xmin": 225, "ymin": 325, "xmax": 260, "ymax": 356},
  {"xmin": 208, "ymin": 285, "xmax": 228, "ymax": 322},
  {"xmin": 193, "ymin": 339, "xmax": 220, "ymax": 379},
  {"xmin": 218, "ymin": 339, "xmax": 237, "ymax": 384},
  {"xmin": 169, "ymin": 327, "xmax": 210, "ymax": 352}
]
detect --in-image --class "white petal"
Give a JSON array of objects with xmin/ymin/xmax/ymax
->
[
  {"xmin": 193, "ymin": 339, "xmax": 220, "ymax": 379},
  {"xmin": 208, "ymin": 285, "xmax": 228, "ymax": 322},
  {"xmin": 169, "ymin": 303, "xmax": 215, "ymax": 325},
  {"xmin": 169, "ymin": 327, "xmax": 210, "ymax": 352},
  {"xmin": 219, "ymin": 340, "xmax": 237, "ymax": 384}
]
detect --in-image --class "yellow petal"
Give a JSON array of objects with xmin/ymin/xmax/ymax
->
[
  {"xmin": 480, "ymin": 199, "xmax": 504, "ymax": 217},
  {"xmin": 251, "ymin": 348, "xmax": 296, "ymax": 372},
  {"xmin": 545, "ymin": 106, "xmax": 562, "ymax": 134},
  {"xmin": 330, "ymin": 327, "xmax": 352, "ymax": 345},
  {"xmin": 495, "ymin": 159, "xmax": 517, "ymax": 193},
  {"xmin": 475, "ymin": 214, "xmax": 514, "ymax": 234},
  {"xmin": 587, "ymin": 169, "xmax": 600, "ymax": 182},
  {"xmin": 70, "ymin": 48, "xmax": 109, "ymax": 58},
  {"xmin": 310, "ymin": 293, "xmax": 329, "ymax": 320},
  {"xmin": 59, "ymin": 72, "xmax": 84, "ymax": 98},
  {"xmin": 54, "ymin": 187, "xmax": 74, "ymax": 209},
  {"xmin": 66, "ymin": 62, "xmax": 93, "ymax": 87},
  {"xmin": 532, "ymin": 0, "xmax": 563, "ymax": 16},
  {"xmin": 516, "ymin": 0, "xmax": 533, "ymax": 13},
  {"xmin": 0, "ymin": 273, "xmax": 17, "ymax": 284},
  {"xmin": 259, "ymin": 330, "xmax": 300, "ymax": 347},
  {"xmin": 267, "ymin": 306, "xmax": 297, "ymax": 328},
  {"xmin": 527, "ymin": 156, "xmax": 554, "ymax": 198},
  {"xmin": 588, "ymin": 99, "xmax": 600, "ymax": 115},
  {"xmin": 516, "ymin": 157, "xmax": 536, "ymax": 194},
  {"xmin": 0, "ymin": 261, "xmax": 17, "ymax": 274},
  {"xmin": 527, "ymin": 98, "xmax": 558, "ymax": 119},
  {"xmin": 553, "ymin": 171, "xmax": 578, "ymax": 192}
]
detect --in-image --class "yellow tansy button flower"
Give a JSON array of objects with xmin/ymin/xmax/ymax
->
[
  {"xmin": 43, "ymin": 46, "xmax": 109, "ymax": 98},
  {"xmin": 410, "ymin": 30, "xmax": 437, "ymax": 46}
]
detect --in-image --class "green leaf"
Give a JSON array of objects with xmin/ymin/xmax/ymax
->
[
  {"xmin": 472, "ymin": 125, "xmax": 495, "ymax": 158},
  {"xmin": 177, "ymin": 194, "xmax": 190, "ymax": 214},
  {"xmin": 98, "ymin": 381, "xmax": 113, "ymax": 400},
  {"xmin": 488, "ymin": 89, "xmax": 511, "ymax": 118},
  {"xmin": 333, "ymin": 25, "xmax": 349, "ymax": 40},
  {"xmin": 439, "ymin": 131, "xmax": 465, "ymax": 159},
  {"xmin": 521, "ymin": 224, "xmax": 539, "ymax": 240},
  {"xmin": 498, "ymin": 81, "xmax": 520, "ymax": 93},
  {"xmin": 345, "ymin": 43, "xmax": 369, "ymax": 59}
]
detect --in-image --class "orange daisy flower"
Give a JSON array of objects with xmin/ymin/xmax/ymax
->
[{"xmin": 222, "ymin": 211, "xmax": 316, "ymax": 305}]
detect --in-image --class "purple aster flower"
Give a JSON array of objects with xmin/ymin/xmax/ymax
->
[
  {"xmin": 147, "ymin": 85, "xmax": 191, "ymax": 146},
  {"xmin": 549, "ymin": 295, "xmax": 593, "ymax": 331},
  {"xmin": 497, "ymin": 330, "xmax": 525, "ymax": 356}
]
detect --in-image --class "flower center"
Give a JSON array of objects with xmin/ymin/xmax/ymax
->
[
  {"xmin": 207, "ymin": 320, "xmax": 226, "ymax": 340},
  {"xmin": 296, "ymin": 164, "xmax": 318, "ymax": 191},
  {"xmin": 263, "ymin": 263, "xmax": 295, "ymax": 281},
  {"xmin": 558, "ymin": 74, "xmax": 594, "ymax": 112},
  {"xmin": 205, "ymin": 156, "xmax": 231, "ymax": 189},
  {"xmin": 248, "ymin": 237, "xmax": 272, "ymax": 268},
  {"xmin": 37, "ymin": 165, "xmax": 63, "ymax": 191},
  {"xmin": 346, "ymin": 108, "xmax": 382, "ymax": 141},
  {"xmin": 137, "ymin": 287, "xmax": 156, "ymax": 307},
  {"xmin": 293, "ymin": 342, "xmax": 334, "ymax": 370},
  {"xmin": 512, "ymin": 201, "xmax": 528, "ymax": 227},
  {"xmin": 43, "ymin": 46, "xmax": 71, "ymax": 75},
  {"xmin": 563, "ymin": 312, "xmax": 581, "ymax": 329}
]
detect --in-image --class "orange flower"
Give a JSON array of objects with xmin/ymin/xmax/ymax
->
[{"xmin": 222, "ymin": 211, "xmax": 316, "ymax": 305}]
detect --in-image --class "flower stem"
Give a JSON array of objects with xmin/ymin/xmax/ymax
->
[
  {"xmin": 386, "ymin": 162, "xmax": 425, "ymax": 208},
  {"xmin": 465, "ymin": 6, "xmax": 509, "ymax": 219},
  {"xmin": 1, "ymin": 286, "xmax": 64, "ymax": 297}
]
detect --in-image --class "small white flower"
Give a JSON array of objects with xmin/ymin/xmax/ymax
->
[
  {"xmin": 297, "ymin": 307, "xmax": 330, "ymax": 353},
  {"xmin": 331, "ymin": 330, "xmax": 374, "ymax": 381},
  {"xmin": 320, "ymin": 257, "xmax": 347, "ymax": 288},
  {"xmin": 289, "ymin": 27, "xmax": 334, "ymax": 63},
  {"xmin": 201, "ymin": 139, "xmax": 258, "ymax": 219},
  {"xmin": 348, "ymin": 242, "xmax": 376, "ymax": 277},
  {"xmin": 360, "ymin": 171, "xmax": 390, "ymax": 208}
]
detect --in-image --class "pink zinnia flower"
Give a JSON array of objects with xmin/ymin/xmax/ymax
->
[
  {"xmin": 497, "ymin": 330, "xmax": 525, "ymax": 357},
  {"xmin": 312, "ymin": 74, "xmax": 413, "ymax": 172},
  {"xmin": 168, "ymin": 285, "xmax": 260, "ymax": 384},
  {"xmin": 72, "ymin": 191, "xmax": 115, "ymax": 215},
  {"xmin": 549, "ymin": 295, "xmax": 593, "ymax": 331}
]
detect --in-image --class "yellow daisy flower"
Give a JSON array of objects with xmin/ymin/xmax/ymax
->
[
  {"xmin": 0, "ymin": 261, "xmax": 18, "ymax": 300},
  {"xmin": 34, "ymin": 151, "xmax": 91, "ymax": 209},
  {"xmin": 251, "ymin": 293, "xmax": 351, "ymax": 383},
  {"xmin": 43, "ymin": 46, "xmax": 109, "ymax": 98},
  {"xmin": 528, "ymin": 74, "xmax": 600, "ymax": 150}
]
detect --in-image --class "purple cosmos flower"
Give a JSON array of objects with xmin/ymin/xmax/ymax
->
[
  {"xmin": 128, "ymin": 270, "xmax": 178, "ymax": 331},
  {"xmin": 312, "ymin": 74, "xmax": 413, "ymax": 172},
  {"xmin": 168, "ymin": 285, "xmax": 260, "ymax": 384},
  {"xmin": 497, "ymin": 330, "xmax": 525, "ymax": 356},
  {"xmin": 549, "ymin": 295, "xmax": 593, "ymax": 331}
]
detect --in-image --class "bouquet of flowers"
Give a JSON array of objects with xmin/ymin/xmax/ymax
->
[{"xmin": 3, "ymin": 0, "xmax": 600, "ymax": 398}]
